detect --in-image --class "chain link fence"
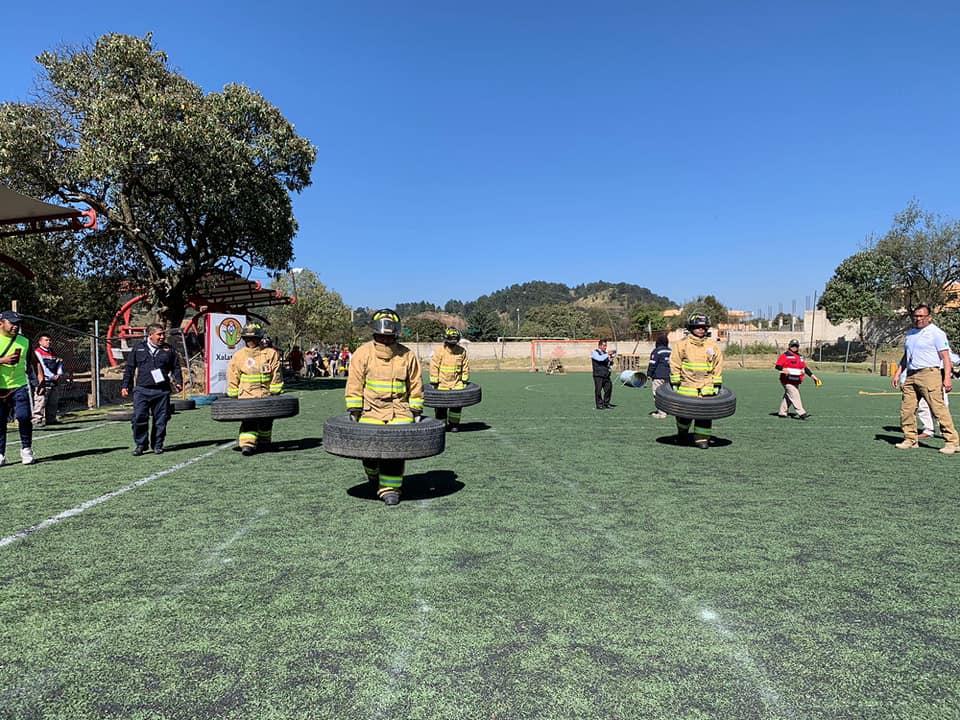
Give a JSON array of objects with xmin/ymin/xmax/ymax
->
[{"xmin": 19, "ymin": 315, "xmax": 195, "ymax": 418}]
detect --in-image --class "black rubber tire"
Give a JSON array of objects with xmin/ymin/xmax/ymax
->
[
  {"xmin": 322, "ymin": 415, "xmax": 445, "ymax": 460},
  {"xmin": 171, "ymin": 398, "xmax": 196, "ymax": 411},
  {"xmin": 423, "ymin": 383, "xmax": 482, "ymax": 408},
  {"xmin": 210, "ymin": 396, "xmax": 300, "ymax": 422},
  {"xmin": 106, "ymin": 409, "xmax": 134, "ymax": 421},
  {"xmin": 654, "ymin": 385, "xmax": 737, "ymax": 420}
]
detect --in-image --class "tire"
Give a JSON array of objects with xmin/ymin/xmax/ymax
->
[
  {"xmin": 210, "ymin": 396, "xmax": 300, "ymax": 422},
  {"xmin": 423, "ymin": 383, "xmax": 482, "ymax": 408},
  {"xmin": 654, "ymin": 385, "xmax": 737, "ymax": 420},
  {"xmin": 106, "ymin": 409, "xmax": 134, "ymax": 421},
  {"xmin": 171, "ymin": 398, "xmax": 196, "ymax": 411},
  {"xmin": 322, "ymin": 415, "xmax": 446, "ymax": 460}
]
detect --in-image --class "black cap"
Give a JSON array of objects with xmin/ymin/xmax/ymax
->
[{"xmin": 0, "ymin": 310, "xmax": 23, "ymax": 323}]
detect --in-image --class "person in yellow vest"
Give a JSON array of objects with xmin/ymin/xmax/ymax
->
[
  {"xmin": 345, "ymin": 309, "xmax": 424, "ymax": 506},
  {"xmin": 429, "ymin": 327, "xmax": 470, "ymax": 432},
  {"xmin": 226, "ymin": 322, "xmax": 283, "ymax": 456},
  {"xmin": 0, "ymin": 310, "xmax": 36, "ymax": 465},
  {"xmin": 670, "ymin": 312, "xmax": 724, "ymax": 449}
]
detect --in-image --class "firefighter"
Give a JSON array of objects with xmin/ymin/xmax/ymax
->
[
  {"xmin": 226, "ymin": 322, "xmax": 283, "ymax": 456},
  {"xmin": 670, "ymin": 312, "xmax": 724, "ymax": 449},
  {"xmin": 429, "ymin": 327, "xmax": 470, "ymax": 432},
  {"xmin": 346, "ymin": 309, "xmax": 424, "ymax": 506}
]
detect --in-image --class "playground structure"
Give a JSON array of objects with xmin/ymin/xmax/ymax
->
[{"xmin": 105, "ymin": 272, "xmax": 294, "ymax": 367}]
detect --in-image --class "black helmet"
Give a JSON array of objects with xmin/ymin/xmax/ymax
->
[
  {"xmin": 686, "ymin": 312, "xmax": 710, "ymax": 329},
  {"xmin": 241, "ymin": 322, "xmax": 265, "ymax": 339},
  {"xmin": 371, "ymin": 308, "xmax": 401, "ymax": 336},
  {"xmin": 443, "ymin": 327, "xmax": 462, "ymax": 344}
]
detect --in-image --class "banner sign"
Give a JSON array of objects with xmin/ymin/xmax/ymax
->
[{"xmin": 205, "ymin": 313, "xmax": 246, "ymax": 394}]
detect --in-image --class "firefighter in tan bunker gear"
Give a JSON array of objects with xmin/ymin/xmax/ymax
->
[
  {"xmin": 670, "ymin": 313, "xmax": 724, "ymax": 449},
  {"xmin": 227, "ymin": 322, "xmax": 283, "ymax": 456},
  {"xmin": 430, "ymin": 327, "xmax": 470, "ymax": 432},
  {"xmin": 345, "ymin": 309, "xmax": 424, "ymax": 506}
]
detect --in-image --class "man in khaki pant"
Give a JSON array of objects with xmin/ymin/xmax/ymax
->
[{"xmin": 891, "ymin": 304, "xmax": 959, "ymax": 454}]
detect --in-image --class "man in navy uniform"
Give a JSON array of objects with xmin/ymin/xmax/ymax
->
[{"xmin": 121, "ymin": 323, "xmax": 183, "ymax": 455}]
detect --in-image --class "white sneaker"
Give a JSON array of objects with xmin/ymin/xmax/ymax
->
[
  {"xmin": 0, "ymin": 454, "xmax": 4, "ymax": 466},
  {"xmin": 20, "ymin": 448, "xmax": 35, "ymax": 465}
]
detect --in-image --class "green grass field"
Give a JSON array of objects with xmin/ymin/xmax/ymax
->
[{"xmin": 1, "ymin": 370, "xmax": 958, "ymax": 719}]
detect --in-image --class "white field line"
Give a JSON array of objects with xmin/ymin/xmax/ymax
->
[
  {"xmin": 4, "ymin": 422, "xmax": 111, "ymax": 447},
  {"xmin": 0, "ymin": 505, "xmax": 266, "ymax": 708},
  {"xmin": 488, "ymin": 426, "xmax": 795, "ymax": 715},
  {"xmin": 369, "ymin": 499, "xmax": 436, "ymax": 718},
  {"xmin": 638, "ymin": 565, "xmax": 797, "ymax": 719},
  {"xmin": 0, "ymin": 441, "xmax": 236, "ymax": 549}
]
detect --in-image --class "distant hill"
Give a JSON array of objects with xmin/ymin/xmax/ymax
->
[{"xmin": 464, "ymin": 280, "xmax": 674, "ymax": 315}]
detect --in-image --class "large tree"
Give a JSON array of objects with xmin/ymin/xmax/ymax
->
[
  {"xmin": 874, "ymin": 200, "xmax": 960, "ymax": 311},
  {"xmin": 675, "ymin": 295, "xmax": 729, "ymax": 329},
  {"xmin": 819, "ymin": 249, "xmax": 897, "ymax": 344},
  {"xmin": 0, "ymin": 33, "xmax": 316, "ymax": 327},
  {"xmin": 265, "ymin": 269, "xmax": 351, "ymax": 348}
]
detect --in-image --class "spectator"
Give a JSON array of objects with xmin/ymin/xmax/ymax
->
[
  {"xmin": 0, "ymin": 310, "xmax": 36, "ymax": 465},
  {"xmin": 32, "ymin": 333, "xmax": 65, "ymax": 427},
  {"xmin": 647, "ymin": 335, "xmax": 671, "ymax": 418},
  {"xmin": 121, "ymin": 323, "xmax": 183, "ymax": 455}
]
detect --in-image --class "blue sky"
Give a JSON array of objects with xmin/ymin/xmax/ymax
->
[{"xmin": 4, "ymin": 2, "xmax": 960, "ymax": 317}]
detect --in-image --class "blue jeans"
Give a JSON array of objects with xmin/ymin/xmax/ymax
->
[{"xmin": 0, "ymin": 385, "xmax": 33, "ymax": 455}]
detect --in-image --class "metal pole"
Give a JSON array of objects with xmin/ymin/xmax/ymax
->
[
  {"xmin": 843, "ymin": 339, "xmax": 850, "ymax": 372},
  {"xmin": 93, "ymin": 319, "xmax": 101, "ymax": 409},
  {"xmin": 808, "ymin": 291, "xmax": 817, "ymax": 353}
]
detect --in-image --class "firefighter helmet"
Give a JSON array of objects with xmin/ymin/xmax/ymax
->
[
  {"xmin": 371, "ymin": 308, "xmax": 401, "ymax": 336},
  {"xmin": 443, "ymin": 327, "xmax": 462, "ymax": 344},
  {"xmin": 241, "ymin": 322, "xmax": 265, "ymax": 339},
  {"xmin": 686, "ymin": 312, "xmax": 710, "ymax": 329}
]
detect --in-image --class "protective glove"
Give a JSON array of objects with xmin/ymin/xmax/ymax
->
[
  {"xmin": 814, "ymin": 378, "xmax": 823, "ymax": 387},
  {"xmin": 349, "ymin": 409, "xmax": 361, "ymax": 422},
  {"xmin": 671, "ymin": 383, "xmax": 680, "ymax": 391},
  {"xmin": 413, "ymin": 412, "xmax": 423, "ymax": 423},
  {"xmin": 713, "ymin": 384, "xmax": 722, "ymax": 392}
]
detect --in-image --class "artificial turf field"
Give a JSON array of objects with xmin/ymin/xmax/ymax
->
[{"xmin": 1, "ymin": 369, "xmax": 958, "ymax": 720}]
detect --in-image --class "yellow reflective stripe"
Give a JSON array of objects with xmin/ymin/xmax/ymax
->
[
  {"xmin": 438, "ymin": 365, "xmax": 461, "ymax": 372},
  {"xmin": 429, "ymin": 375, "xmax": 439, "ymax": 383},
  {"xmin": 681, "ymin": 361, "xmax": 712, "ymax": 371},
  {"xmin": 358, "ymin": 416, "xmax": 415, "ymax": 425},
  {"xmin": 676, "ymin": 387, "xmax": 700, "ymax": 396},
  {"xmin": 712, "ymin": 375, "xmax": 723, "ymax": 383},
  {"xmin": 240, "ymin": 374, "xmax": 270, "ymax": 382},
  {"xmin": 409, "ymin": 398, "xmax": 424, "ymax": 410},
  {"xmin": 269, "ymin": 384, "xmax": 283, "ymax": 393},
  {"xmin": 669, "ymin": 374, "xmax": 681, "ymax": 383},
  {"xmin": 378, "ymin": 474, "xmax": 402, "ymax": 488},
  {"xmin": 238, "ymin": 432, "xmax": 258, "ymax": 441},
  {"xmin": 365, "ymin": 379, "xmax": 407, "ymax": 392},
  {"xmin": 227, "ymin": 389, "xmax": 239, "ymax": 397},
  {"xmin": 346, "ymin": 396, "xmax": 362, "ymax": 409}
]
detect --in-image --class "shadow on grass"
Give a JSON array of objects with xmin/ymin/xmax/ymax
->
[
  {"xmin": 346, "ymin": 469, "xmax": 463, "ymax": 502},
  {"xmin": 283, "ymin": 377, "xmax": 347, "ymax": 392},
  {"xmin": 447, "ymin": 421, "xmax": 491, "ymax": 433},
  {"xmin": 42, "ymin": 446, "xmax": 127, "ymax": 461},
  {"xmin": 875, "ymin": 433, "xmax": 925, "ymax": 446},
  {"xmin": 164, "ymin": 438, "xmax": 235, "ymax": 452},
  {"xmin": 228, "ymin": 437, "xmax": 322, "ymax": 453},
  {"xmin": 654, "ymin": 435, "xmax": 733, "ymax": 448}
]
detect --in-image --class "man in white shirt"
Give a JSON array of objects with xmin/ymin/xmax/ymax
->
[{"xmin": 890, "ymin": 304, "xmax": 959, "ymax": 453}]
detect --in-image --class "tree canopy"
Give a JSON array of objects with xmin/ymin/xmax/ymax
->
[
  {"xmin": 0, "ymin": 32, "xmax": 316, "ymax": 327},
  {"xmin": 819, "ymin": 250, "xmax": 896, "ymax": 343},
  {"xmin": 675, "ymin": 295, "xmax": 729, "ymax": 329},
  {"xmin": 873, "ymin": 200, "xmax": 960, "ymax": 311},
  {"xmin": 264, "ymin": 269, "xmax": 351, "ymax": 348}
]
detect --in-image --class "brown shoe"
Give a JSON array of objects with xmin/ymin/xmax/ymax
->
[
  {"xmin": 895, "ymin": 440, "xmax": 919, "ymax": 449},
  {"xmin": 938, "ymin": 444, "xmax": 959, "ymax": 455}
]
